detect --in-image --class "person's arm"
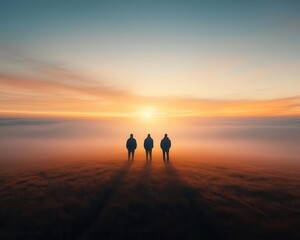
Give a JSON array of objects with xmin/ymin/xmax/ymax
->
[
  {"xmin": 151, "ymin": 139, "xmax": 153, "ymax": 149},
  {"xmin": 169, "ymin": 140, "xmax": 171, "ymax": 148},
  {"xmin": 134, "ymin": 139, "xmax": 137, "ymax": 149}
]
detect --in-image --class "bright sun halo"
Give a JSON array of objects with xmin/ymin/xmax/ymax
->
[{"xmin": 143, "ymin": 111, "xmax": 152, "ymax": 118}]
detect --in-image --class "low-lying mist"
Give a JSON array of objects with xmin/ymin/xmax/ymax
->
[{"xmin": 0, "ymin": 117, "xmax": 299, "ymax": 165}]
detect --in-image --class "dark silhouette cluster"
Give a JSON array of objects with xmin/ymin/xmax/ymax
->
[{"xmin": 126, "ymin": 134, "xmax": 172, "ymax": 162}]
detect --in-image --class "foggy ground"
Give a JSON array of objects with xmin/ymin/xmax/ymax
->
[{"xmin": 0, "ymin": 157, "xmax": 299, "ymax": 240}]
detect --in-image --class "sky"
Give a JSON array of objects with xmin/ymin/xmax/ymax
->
[{"xmin": 0, "ymin": 0, "xmax": 299, "ymax": 118}]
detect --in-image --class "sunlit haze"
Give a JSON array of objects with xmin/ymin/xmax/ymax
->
[{"xmin": 1, "ymin": 1, "xmax": 300, "ymax": 239}]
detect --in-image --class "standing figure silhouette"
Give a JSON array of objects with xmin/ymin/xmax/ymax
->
[
  {"xmin": 144, "ymin": 134, "xmax": 154, "ymax": 161},
  {"xmin": 126, "ymin": 134, "xmax": 137, "ymax": 161},
  {"xmin": 160, "ymin": 133, "xmax": 171, "ymax": 162}
]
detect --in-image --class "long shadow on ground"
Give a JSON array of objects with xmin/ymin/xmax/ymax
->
[
  {"xmin": 74, "ymin": 161, "xmax": 132, "ymax": 239},
  {"xmin": 157, "ymin": 162, "xmax": 220, "ymax": 240},
  {"xmin": 79, "ymin": 161, "xmax": 221, "ymax": 240}
]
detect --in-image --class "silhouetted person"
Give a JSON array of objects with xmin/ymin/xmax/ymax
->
[
  {"xmin": 160, "ymin": 133, "xmax": 171, "ymax": 161},
  {"xmin": 144, "ymin": 134, "xmax": 154, "ymax": 161},
  {"xmin": 126, "ymin": 134, "xmax": 137, "ymax": 161}
]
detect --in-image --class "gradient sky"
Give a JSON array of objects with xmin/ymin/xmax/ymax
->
[{"xmin": 0, "ymin": 0, "xmax": 299, "ymax": 117}]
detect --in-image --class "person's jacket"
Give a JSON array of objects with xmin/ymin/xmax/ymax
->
[
  {"xmin": 160, "ymin": 137, "xmax": 171, "ymax": 150},
  {"xmin": 144, "ymin": 137, "xmax": 154, "ymax": 150},
  {"xmin": 126, "ymin": 138, "xmax": 137, "ymax": 151}
]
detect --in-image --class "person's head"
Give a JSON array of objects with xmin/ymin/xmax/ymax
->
[
  {"xmin": 164, "ymin": 133, "xmax": 168, "ymax": 138},
  {"xmin": 147, "ymin": 134, "xmax": 151, "ymax": 137},
  {"xmin": 130, "ymin": 133, "xmax": 133, "ymax": 138}
]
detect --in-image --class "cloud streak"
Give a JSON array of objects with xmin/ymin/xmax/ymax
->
[
  {"xmin": 0, "ymin": 53, "xmax": 299, "ymax": 118},
  {"xmin": 0, "ymin": 70, "xmax": 299, "ymax": 118}
]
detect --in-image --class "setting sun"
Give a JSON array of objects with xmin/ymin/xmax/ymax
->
[
  {"xmin": 143, "ymin": 110, "xmax": 152, "ymax": 119},
  {"xmin": 138, "ymin": 106, "xmax": 162, "ymax": 120}
]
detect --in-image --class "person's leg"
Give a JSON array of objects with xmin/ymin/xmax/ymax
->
[
  {"xmin": 162, "ymin": 150, "xmax": 165, "ymax": 161},
  {"xmin": 146, "ymin": 150, "xmax": 148, "ymax": 161},
  {"xmin": 132, "ymin": 150, "xmax": 135, "ymax": 161},
  {"xmin": 128, "ymin": 151, "xmax": 130, "ymax": 161},
  {"xmin": 166, "ymin": 150, "xmax": 169, "ymax": 161},
  {"xmin": 149, "ymin": 149, "xmax": 152, "ymax": 161}
]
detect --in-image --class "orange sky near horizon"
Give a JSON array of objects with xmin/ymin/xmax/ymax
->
[{"xmin": 0, "ymin": 72, "xmax": 299, "ymax": 119}]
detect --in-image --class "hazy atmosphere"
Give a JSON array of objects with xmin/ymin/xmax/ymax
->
[
  {"xmin": 0, "ymin": 0, "xmax": 299, "ymax": 239},
  {"xmin": 1, "ymin": 117, "xmax": 300, "ymax": 163}
]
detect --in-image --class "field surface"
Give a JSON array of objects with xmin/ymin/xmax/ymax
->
[{"xmin": 0, "ymin": 156, "xmax": 299, "ymax": 240}]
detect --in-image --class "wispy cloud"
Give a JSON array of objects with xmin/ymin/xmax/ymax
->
[
  {"xmin": 0, "ymin": 50, "xmax": 299, "ymax": 118},
  {"xmin": 0, "ymin": 69, "xmax": 299, "ymax": 118}
]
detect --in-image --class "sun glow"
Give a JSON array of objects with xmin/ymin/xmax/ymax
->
[
  {"xmin": 137, "ymin": 107, "xmax": 165, "ymax": 123},
  {"xmin": 143, "ymin": 111, "xmax": 153, "ymax": 119}
]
